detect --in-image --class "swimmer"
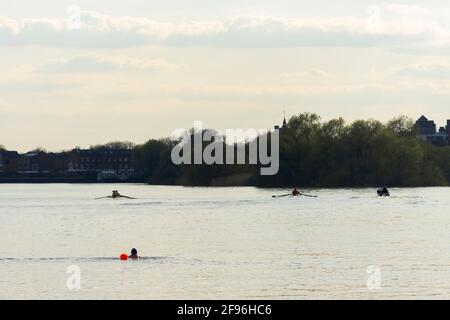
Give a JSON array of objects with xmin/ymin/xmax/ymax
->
[{"xmin": 128, "ymin": 248, "xmax": 141, "ymax": 260}]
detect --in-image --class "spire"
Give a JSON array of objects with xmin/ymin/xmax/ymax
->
[{"xmin": 282, "ymin": 110, "xmax": 287, "ymax": 127}]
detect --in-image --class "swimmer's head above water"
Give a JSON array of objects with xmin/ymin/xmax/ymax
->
[{"xmin": 129, "ymin": 248, "xmax": 140, "ymax": 259}]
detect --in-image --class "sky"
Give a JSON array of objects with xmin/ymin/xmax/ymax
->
[{"xmin": 1, "ymin": 0, "xmax": 450, "ymax": 152}]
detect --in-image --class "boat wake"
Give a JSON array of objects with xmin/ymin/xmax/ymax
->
[{"xmin": 119, "ymin": 199, "xmax": 262, "ymax": 207}]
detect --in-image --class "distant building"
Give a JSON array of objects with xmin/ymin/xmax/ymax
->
[
  {"xmin": 274, "ymin": 114, "xmax": 287, "ymax": 131},
  {"xmin": 0, "ymin": 150, "xmax": 19, "ymax": 173},
  {"xmin": 1, "ymin": 147, "xmax": 136, "ymax": 182},
  {"xmin": 68, "ymin": 148, "xmax": 133, "ymax": 172},
  {"xmin": 68, "ymin": 148, "xmax": 135, "ymax": 181},
  {"xmin": 52, "ymin": 152, "xmax": 70, "ymax": 173},
  {"xmin": 17, "ymin": 152, "xmax": 56, "ymax": 173},
  {"xmin": 415, "ymin": 115, "xmax": 450, "ymax": 146},
  {"xmin": 415, "ymin": 115, "xmax": 437, "ymax": 135}
]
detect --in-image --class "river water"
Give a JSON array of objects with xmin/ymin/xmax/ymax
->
[{"xmin": 0, "ymin": 184, "xmax": 449, "ymax": 299}]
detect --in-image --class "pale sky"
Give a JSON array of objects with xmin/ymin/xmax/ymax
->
[{"xmin": 1, "ymin": 0, "xmax": 450, "ymax": 152}]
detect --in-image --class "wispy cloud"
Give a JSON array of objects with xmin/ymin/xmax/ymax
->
[
  {"xmin": 35, "ymin": 55, "xmax": 189, "ymax": 73},
  {"xmin": 280, "ymin": 69, "xmax": 329, "ymax": 79},
  {"xmin": 0, "ymin": 9, "xmax": 439, "ymax": 49},
  {"xmin": 394, "ymin": 62, "xmax": 450, "ymax": 79}
]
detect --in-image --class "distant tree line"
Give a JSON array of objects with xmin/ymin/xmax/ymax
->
[
  {"xmin": 3, "ymin": 114, "xmax": 449, "ymax": 187},
  {"xmin": 132, "ymin": 113, "xmax": 450, "ymax": 187},
  {"xmin": 90, "ymin": 141, "xmax": 136, "ymax": 151}
]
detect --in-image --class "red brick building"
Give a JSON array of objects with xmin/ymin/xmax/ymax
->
[
  {"xmin": 2, "ymin": 148, "xmax": 135, "ymax": 182},
  {"xmin": 68, "ymin": 148, "xmax": 133, "ymax": 172}
]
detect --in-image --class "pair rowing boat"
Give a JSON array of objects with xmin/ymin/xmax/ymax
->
[
  {"xmin": 95, "ymin": 189, "xmax": 136, "ymax": 200},
  {"xmin": 95, "ymin": 195, "xmax": 136, "ymax": 200}
]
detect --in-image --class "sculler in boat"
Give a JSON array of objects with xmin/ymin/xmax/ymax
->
[
  {"xmin": 272, "ymin": 188, "xmax": 317, "ymax": 198},
  {"xmin": 292, "ymin": 188, "xmax": 301, "ymax": 196},
  {"xmin": 377, "ymin": 186, "xmax": 390, "ymax": 197}
]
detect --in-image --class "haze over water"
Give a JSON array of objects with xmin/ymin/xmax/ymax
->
[{"xmin": 1, "ymin": 184, "xmax": 449, "ymax": 299}]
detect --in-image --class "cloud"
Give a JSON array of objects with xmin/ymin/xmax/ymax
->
[
  {"xmin": 281, "ymin": 69, "xmax": 329, "ymax": 79},
  {"xmin": 0, "ymin": 78, "xmax": 77, "ymax": 94},
  {"xmin": 394, "ymin": 62, "xmax": 450, "ymax": 79},
  {"xmin": 0, "ymin": 9, "xmax": 438, "ymax": 49},
  {"xmin": 35, "ymin": 55, "xmax": 188, "ymax": 73},
  {"xmin": 384, "ymin": 3, "xmax": 450, "ymax": 22}
]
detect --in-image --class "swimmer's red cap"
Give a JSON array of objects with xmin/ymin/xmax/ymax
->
[{"xmin": 120, "ymin": 253, "xmax": 128, "ymax": 260}]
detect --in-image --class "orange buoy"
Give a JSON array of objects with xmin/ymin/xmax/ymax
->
[{"xmin": 120, "ymin": 253, "xmax": 128, "ymax": 261}]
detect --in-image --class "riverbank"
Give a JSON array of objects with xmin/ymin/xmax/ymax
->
[{"xmin": 0, "ymin": 173, "xmax": 144, "ymax": 184}]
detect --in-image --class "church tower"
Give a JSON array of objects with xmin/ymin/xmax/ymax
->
[{"xmin": 274, "ymin": 111, "xmax": 287, "ymax": 131}]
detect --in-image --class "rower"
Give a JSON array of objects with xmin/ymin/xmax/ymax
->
[
  {"xmin": 95, "ymin": 192, "xmax": 135, "ymax": 200},
  {"xmin": 112, "ymin": 190, "xmax": 122, "ymax": 198},
  {"xmin": 292, "ymin": 188, "xmax": 301, "ymax": 196},
  {"xmin": 377, "ymin": 187, "xmax": 390, "ymax": 197}
]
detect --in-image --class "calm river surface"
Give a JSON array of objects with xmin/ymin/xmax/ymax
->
[{"xmin": 0, "ymin": 184, "xmax": 449, "ymax": 299}]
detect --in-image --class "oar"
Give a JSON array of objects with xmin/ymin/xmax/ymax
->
[
  {"xmin": 299, "ymin": 193, "xmax": 318, "ymax": 198},
  {"xmin": 94, "ymin": 196, "xmax": 112, "ymax": 200},
  {"xmin": 119, "ymin": 195, "xmax": 136, "ymax": 199},
  {"xmin": 272, "ymin": 193, "xmax": 291, "ymax": 198}
]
